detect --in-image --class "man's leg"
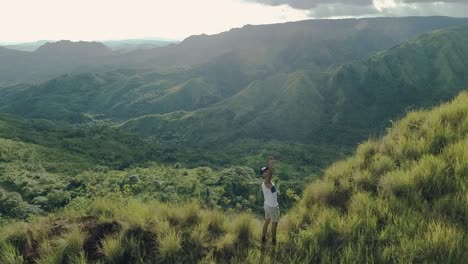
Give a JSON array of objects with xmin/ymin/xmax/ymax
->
[
  {"xmin": 271, "ymin": 222, "xmax": 278, "ymax": 244},
  {"xmin": 262, "ymin": 219, "xmax": 271, "ymax": 242}
]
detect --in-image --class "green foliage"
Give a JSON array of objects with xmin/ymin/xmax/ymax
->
[
  {"xmin": 0, "ymin": 113, "xmax": 327, "ymax": 220},
  {"xmin": 1, "ymin": 24, "xmax": 468, "ymax": 263}
]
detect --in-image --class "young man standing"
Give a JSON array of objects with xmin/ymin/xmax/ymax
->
[{"xmin": 261, "ymin": 156, "xmax": 280, "ymax": 245}]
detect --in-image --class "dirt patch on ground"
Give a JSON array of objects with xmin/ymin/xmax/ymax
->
[{"xmin": 48, "ymin": 218, "xmax": 72, "ymax": 237}]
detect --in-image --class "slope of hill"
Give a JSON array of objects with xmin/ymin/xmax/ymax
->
[
  {"xmin": 1, "ymin": 90, "xmax": 466, "ymax": 263},
  {"xmin": 122, "ymin": 26, "xmax": 468, "ymax": 148}
]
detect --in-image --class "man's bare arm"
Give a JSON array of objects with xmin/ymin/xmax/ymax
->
[{"xmin": 265, "ymin": 157, "xmax": 274, "ymax": 184}]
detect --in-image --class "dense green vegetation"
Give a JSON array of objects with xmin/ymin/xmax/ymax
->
[
  {"xmin": 1, "ymin": 90, "xmax": 467, "ymax": 263},
  {"xmin": 0, "ymin": 114, "xmax": 322, "ymax": 221},
  {"xmin": 122, "ymin": 26, "xmax": 468, "ymax": 148}
]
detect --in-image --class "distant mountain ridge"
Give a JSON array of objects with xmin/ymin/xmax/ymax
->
[
  {"xmin": 34, "ymin": 40, "xmax": 112, "ymax": 56},
  {"xmin": 0, "ymin": 40, "xmax": 116, "ymax": 85},
  {"xmin": 1, "ymin": 16, "xmax": 468, "ymax": 85}
]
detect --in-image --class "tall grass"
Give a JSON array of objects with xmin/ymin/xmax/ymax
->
[
  {"xmin": 100, "ymin": 235, "xmax": 124, "ymax": 263},
  {"xmin": 0, "ymin": 242, "xmax": 24, "ymax": 264},
  {"xmin": 157, "ymin": 229, "xmax": 182, "ymax": 261}
]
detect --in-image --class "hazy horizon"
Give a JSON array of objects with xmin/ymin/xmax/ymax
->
[{"xmin": 1, "ymin": 0, "xmax": 467, "ymax": 43}]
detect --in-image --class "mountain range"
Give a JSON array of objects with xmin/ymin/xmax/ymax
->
[
  {"xmin": 2, "ymin": 20, "xmax": 467, "ymax": 149},
  {"xmin": 1, "ymin": 16, "xmax": 468, "ymax": 86}
]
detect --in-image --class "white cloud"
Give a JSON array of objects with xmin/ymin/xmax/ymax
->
[
  {"xmin": 0, "ymin": 0, "xmax": 309, "ymax": 42},
  {"xmin": 247, "ymin": 0, "xmax": 468, "ymax": 17},
  {"xmin": 374, "ymin": 0, "xmax": 398, "ymax": 11}
]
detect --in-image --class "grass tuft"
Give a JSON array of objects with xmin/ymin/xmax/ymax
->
[
  {"xmin": 100, "ymin": 235, "xmax": 125, "ymax": 263},
  {"xmin": 232, "ymin": 214, "xmax": 255, "ymax": 248},
  {"xmin": 157, "ymin": 229, "xmax": 182, "ymax": 260},
  {"xmin": 0, "ymin": 242, "xmax": 24, "ymax": 264}
]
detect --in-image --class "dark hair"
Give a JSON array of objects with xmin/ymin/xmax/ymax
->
[{"xmin": 260, "ymin": 166, "xmax": 268, "ymax": 175}]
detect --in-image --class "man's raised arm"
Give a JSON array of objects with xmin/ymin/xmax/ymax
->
[{"xmin": 265, "ymin": 156, "xmax": 274, "ymax": 184}]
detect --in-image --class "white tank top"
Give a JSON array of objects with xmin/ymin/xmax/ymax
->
[{"xmin": 262, "ymin": 181, "xmax": 278, "ymax": 207}]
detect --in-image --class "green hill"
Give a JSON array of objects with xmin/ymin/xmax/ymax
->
[
  {"xmin": 122, "ymin": 26, "xmax": 468, "ymax": 148},
  {"xmin": 1, "ymin": 90, "xmax": 467, "ymax": 263}
]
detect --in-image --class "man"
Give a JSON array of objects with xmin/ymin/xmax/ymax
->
[{"xmin": 261, "ymin": 156, "xmax": 280, "ymax": 245}]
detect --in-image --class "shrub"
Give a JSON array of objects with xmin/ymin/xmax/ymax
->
[
  {"xmin": 421, "ymin": 222, "xmax": 465, "ymax": 262},
  {"xmin": 62, "ymin": 225, "xmax": 85, "ymax": 257},
  {"xmin": 157, "ymin": 229, "xmax": 181, "ymax": 260},
  {"xmin": 69, "ymin": 251, "xmax": 87, "ymax": 264},
  {"xmin": 444, "ymin": 138, "xmax": 468, "ymax": 179},
  {"xmin": 411, "ymin": 155, "xmax": 452, "ymax": 201},
  {"xmin": 356, "ymin": 140, "xmax": 379, "ymax": 168},
  {"xmin": 89, "ymin": 198, "xmax": 119, "ymax": 219},
  {"xmin": 204, "ymin": 211, "xmax": 227, "ymax": 238},
  {"xmin": 0, "ymin": 242, "xmax": 24, "ymax": 264},
  {"xmin": 180, "ymin": 202, "xmax": 201, "ymax": 227},
  {"xmin": 215, "ymin": 233, "xmax": 236, "ymax": 258},
  {"xmin": 156, "ymin": 203, "xmax": 182, "ymax": 227},
  {"xmin": 37, "ymin": 225, "xmax": 86, "ymax": 264},
  {"xmin": 100, "ymin": 235, "xmax": 125, "ymax": 263},
  {"xmin": 188, "ymin": 224, "xmax": 209, "ymax": 260},
  {"xmin": 117, "ymin": 199, "xmax": 152, "ymax": 227},
  {"xmin": 281, "ymin": 208, "xmax": 305, "ymax": 237},
  {"xmin": 1, "ymin": 225, "xmax": 33, "ymax": 259},
  {"xmin": 369, "ymin": 154, "xmax": 395, "ymax": 177},
  {"xmin": 302, "ymin": 180, "xmax": 335, "ymax": 207},
  {"xmin": 400, "ymin": 221, "xmax": 466, "ymax": 263},
  {"xmin": 379, "ymin": 169, "xmax": 412, "ymax": 197},
  {"xmin": 35, "ymin": 251, "xmax": 63, "ymax": 264},
  {"xmin": 231, "ymin": 214, "xmax": 256, "ymax": 248},
  {"xmin": 323, "ymin": 158, "xmax": 354, "ymax": 182},
  {"xmin": 352, "ymin": 169, "xmax": 375, "ymax": 192}
]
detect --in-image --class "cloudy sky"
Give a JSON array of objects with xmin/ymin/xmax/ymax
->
[{"xmin": 1, "ymin": 0, "xmax": 467, "ymax": 43}]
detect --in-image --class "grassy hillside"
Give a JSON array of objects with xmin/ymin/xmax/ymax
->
[
  {"xmin": 122, "ymin": 26, "xmax": 468, "ymax": 148},
  {"xmin": 1, "ymin": 90, "xmax": 466, "ymax": 263}
]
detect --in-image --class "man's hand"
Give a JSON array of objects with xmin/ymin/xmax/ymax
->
[{"xmin": 268, "ymin": 156, "xmax": 275, "ymax": 167}]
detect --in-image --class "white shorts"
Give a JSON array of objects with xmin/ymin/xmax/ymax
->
[{"xmin": 264, "ymin": 205, "xmax": 280, "ymax": 222}]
